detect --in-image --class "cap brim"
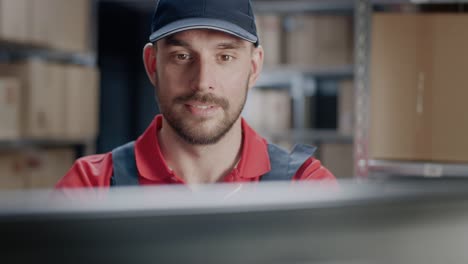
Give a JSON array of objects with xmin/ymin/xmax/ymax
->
[{"xmin": 149, "ymin": 17, "xmax": 258, "ymax": 44}]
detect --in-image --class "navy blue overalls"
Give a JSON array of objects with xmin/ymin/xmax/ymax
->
[{"xmin": 110, "ymin": 142, "xmax": 316, "ymax": 186}]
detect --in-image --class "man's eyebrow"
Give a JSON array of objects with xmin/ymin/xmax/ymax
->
[
  {"xmin": 216, "ymin": 41, "xmax": 246, "ymax": 50},
  {"xmin": 163, "ymin": 36, "xmax": 191, "ymax": 48}
]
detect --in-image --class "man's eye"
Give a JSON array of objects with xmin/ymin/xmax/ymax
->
[
  {"xmin": 220, "ymin": 55, "xmax": 233, "ymax": 61},
  {"xmin": 176, "ymin": 54, "xmax": 191, "ymax": 60}
]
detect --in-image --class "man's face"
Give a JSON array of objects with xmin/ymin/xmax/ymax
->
[{"xmin": 153, "ymin": 29, "xmax": 257, "ymax": 145}]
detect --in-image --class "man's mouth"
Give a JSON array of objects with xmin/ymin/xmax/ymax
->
[
  {"xmin": 184, "ymin": 103, "xmax": 220, "ymax": 117},
  {"xmin": 189, "ymin": 104, "xmax": 215, "ymax": 110}
]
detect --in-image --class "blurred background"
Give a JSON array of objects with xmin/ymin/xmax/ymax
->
[{"xmin": 0, "ymin": 0, "xmax": 467, "ymax": 190}]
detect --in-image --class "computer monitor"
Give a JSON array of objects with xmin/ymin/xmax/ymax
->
[{"xmin": 2, "ymin": 180, "xmax": 468, "ymax": 264}]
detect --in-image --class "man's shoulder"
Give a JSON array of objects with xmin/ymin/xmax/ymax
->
[
  {"xmin": 55, "ymin": 152, "xmax": 114, "ymax": 188},
  {"xmin": 294, "ymin": 156, "xmax": 338, "ymax": 184},
  {"xmin": 76, "ymin": 153, "xmax": 112, "ymax": 165}
]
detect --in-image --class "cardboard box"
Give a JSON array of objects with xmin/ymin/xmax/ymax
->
[
  {"xmin": 243, "ymin": 88, "xmax": 291, "ymax": 134},
  {"xmin": 25, "ymin": 148, "xmax": 75, "ymax": 189},
  {"xmin": 0, "ymin": 60, "xmax": 57, "ymax": 139},
  {"xmin": 0, "ymin": 152, "xmax": 27, "ymax": 190},
  {"xmin": 263, "ymin": 89, "xmax": 291, "ymax": 132},
  {"xmin": 338, "ymin": 80, "xmax": 354, "ymax": 136},
  {"xmin": 319, "ymin": 143, "xmax": 354, "ymax": 178},
  {"xmin": 48, "ymin": 63, "xmax": 67, "ymax": 138},
  {"xmin": 243, "ymin": 87, "xmax": 264, "ymax": 132},
  {"xmin": 0, "ymin": 0, "xmax": 28, "ymax": 42},
  {"xmin": 0, "ymin": 148, "xmax": 75, "ymax": 190},
  {"xmin": 51, "ymin": 0, "xmax": 91, "ymax": 52},
  {"xmin": 256, "ymin": 14, "xmax": 283, "ymax": 66},
  {"xmin": 284, "ymin": 14, "xmax": 353, "ymax": 67},
  {"xmin": 0, "ymin": 62, "xmax": 100, "ymax": 140},
  {"xmin": 29, "ymin": 0, "xmax": 51, "ymax": 46},
  {"xmin": 0, "ymin": 78, "xmax": 21, "ymax": 139},
  {"xmin": 27, "ymin": 61, "xmax": 53, "ymax": 138},
  {"xmin": 30, "ymin": 0, "xmax": 91, "ymax": 52},
  {"xmin": 64, "ymin": 65, "xmax": 100, "ymax": 140},
  {"xmin": 370, "ymin": 14, "xmax": 468, "ymax": 162}
]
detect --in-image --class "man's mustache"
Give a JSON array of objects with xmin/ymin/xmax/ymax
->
[{"xmin": 174, "ymin": 91, "xmax": 229, "ymax": 109}]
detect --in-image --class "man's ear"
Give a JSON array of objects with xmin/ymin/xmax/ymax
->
[
  {"xmin": 143, "ymin": 43, "xmax": 158, "ymax": 86},
  {"xmin": 248, "ymin": 45, "xmax": 264, "ymax": 89}
]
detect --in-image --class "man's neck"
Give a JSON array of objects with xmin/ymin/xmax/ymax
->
[{"xmin": 157, "ymin": 118, "xmax": 243, "ymax": 185}]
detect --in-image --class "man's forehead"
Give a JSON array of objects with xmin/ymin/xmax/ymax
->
[{"xmin": 160, "ymin": 29, "xmax": 250, "ymax": 48}]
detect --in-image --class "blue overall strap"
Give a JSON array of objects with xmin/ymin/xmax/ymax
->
[
  {"xmin": 261, "ymin": 143, "xmax": 317, "ymax": 181},
  {"xmin": 110, "ymin": 141, "xmax": 139, "ymax": 186}
]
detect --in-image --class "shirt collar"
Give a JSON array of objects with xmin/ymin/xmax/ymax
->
[
  {"xmin": 134, "ymin": 114, "xmax": 271, "ymax": 182},
  {"xmin": 134, "ymin": 115, "xmax": 174, "ymax": 181},
  {"xmin": 236, "ymin": 118, "xmax": 271, "ymax": 178}
]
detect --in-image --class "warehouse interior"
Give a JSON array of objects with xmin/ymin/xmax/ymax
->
[
  {"xmin": 2, "ymin": 0, "xmax": 468, "ymax": 262},
  {"xmin": 1, "ymin": 0, "xmax": 466, "ymax": 190},
  {"xmin": 1, "ymin": 0, "xmax": 468, "ymax": 188}
]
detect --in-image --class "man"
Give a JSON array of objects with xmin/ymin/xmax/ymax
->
[{"xmin": 56, "ymin": 0, "xmax": 336, "ymax": 188}]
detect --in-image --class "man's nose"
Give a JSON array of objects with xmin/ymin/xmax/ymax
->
[{"xmin": 191, "ymin": 57, "xmax": 216, "ymax": 92}]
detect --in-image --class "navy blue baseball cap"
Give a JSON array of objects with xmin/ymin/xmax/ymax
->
[{"xmin": 149, "ymin": 0, "xmax": 259, "ymax": 46}]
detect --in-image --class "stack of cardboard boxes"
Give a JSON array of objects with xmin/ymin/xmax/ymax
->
[
  {"xmin": 0, "ymin": 78, "xmax": 21, "ymax": 140},
  {"xmin": 0, "ymin": 149, "xmax": 75, "ymax": 189},
  {"xmin": 0, "ymin": 61, "xmax": 99, "ymax": 141},
  {"xmin": 0, "ymin": 0, "xmax": 97, "ymax": 189},
  {"xmin": 370, "ymin": 13, "xmax": 468, "ymax": 164},
  {"xmin": 1, "ymin": 0, "xmax": 91, "ymax": 52},
  {"xmin": 247, "ymin": 13, "xmax": 355, "ymax": 178},
  {"xmin": 284, "ymin": 15, "xmax": 353, "ymax": 67},
  {"xmin": 243, "ymin": 88, "xmax": 292, "ymax": 135},
  {"xmin": 256, "ymin": 14, "xmax": 354, "ymax": 68}
]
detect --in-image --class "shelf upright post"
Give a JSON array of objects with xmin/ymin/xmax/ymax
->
[
  {"xmin": 354, "ymin": 0, "xmax": 372, "ymax": 178},
  {"xmin": 291, "ymin": 73, "xmax": 307, "ymax": 129}
]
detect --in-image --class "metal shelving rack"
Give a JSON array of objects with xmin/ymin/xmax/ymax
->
[
  {"xmin": 0, "ymin": 139, "xmax": 96, "ymax": 156},
  {"xmin": 252, "ymin": 0, "xmax": 355, "ymax": 149},
  {"xmin": 254, "ymin": 0, "xmax": 468, "ymax": 178},
  {"xmin": 257, "ymin": 65, "xmax": 354, "ymax": 129},
  {"xmin": 354, "ymin": 0, "xmax": 371, "ymax": 178},
  {"xmin": 355, "ymin": 0, "xmax": 468, "ymax": 178},
  {"xmin": 0, "ymin": 43, "xmax": 96, "ymax": 67},
  {"xmin": 0, "ymin": 0, "xmax": 99, "ymax": 157}
]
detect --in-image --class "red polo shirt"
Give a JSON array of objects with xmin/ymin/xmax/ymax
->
[{"xmin": 56, "ymin": 115, "xmax": 336, "ymax": 188}]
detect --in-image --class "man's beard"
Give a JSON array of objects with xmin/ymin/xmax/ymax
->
[{"xmin": 156, "ymin": 78, "xmax": 249, "ymax": 145}]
